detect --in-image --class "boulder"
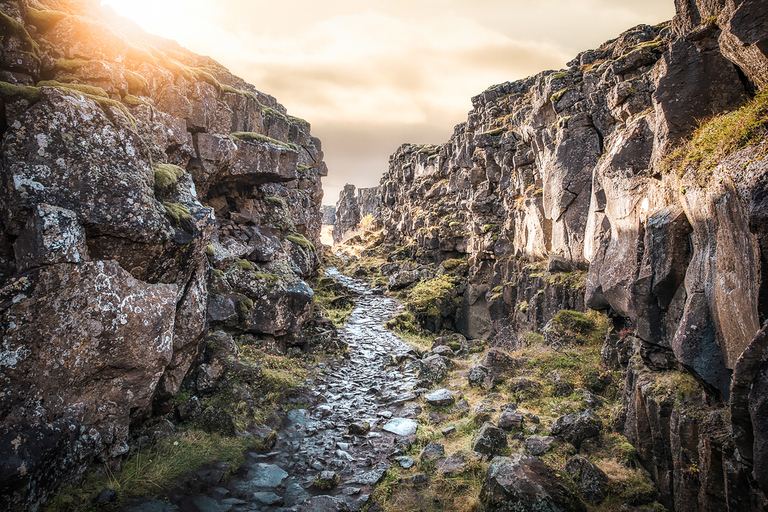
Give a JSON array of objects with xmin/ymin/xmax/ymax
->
[
  {"xmin": 480, "ymin": 455, "xmax": 587, "ymax": 512},
  {"xmin": 424, "ymin": 389, "xmax": 456, "ymax": 407},
  {"xmin": 471, "ymin": 422, "xmax": 508, "ymax": 457},
  {"xmin": 551, "ymin": 410, "xmax": 602, "ymax": 449},
  {"xmin": 565, "ymin": 455, "xmax": 610, "ymax": 505}
]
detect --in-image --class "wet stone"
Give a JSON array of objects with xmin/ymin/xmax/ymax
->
[
  {"xmin": 382, "ymin": 418, "xmax": 418, "ymax": 436},
  {"xmin": 420, "ymin": 442, "xmax": 445, "ymax": 461},
  {"xmin": 526, "ymin": 435, "xmax": 556, "ymax": 456},
  {"xmin": 424, "ymin": 388, "xmax": 456, "ymax": 406},
  {"xmin": 348, "ymin": 422, "xmax": 370, "ymax": 435},
  {"xmin": 395, "ymin": 456, "xmax": 415, "ymax": 469},
  {"xmin": 347, "ymin": 467, "xmax": 388, "ymax": 485}
]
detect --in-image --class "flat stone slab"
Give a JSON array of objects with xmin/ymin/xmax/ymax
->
[
  {"xmin": 424, "ymin": 389, "xmax": 455, "ymax": 406},
  {"xmin": 244, "ymin": 463, "xmax": 288, "ymax": 488},
  {"xmin": 395, "ymin": 456, "xmax": 415, "ymax": 469},
  {"xmin": 347, "ymin": 467, "xmax": 388, "ymax": 485},
  {"xmin": 382, "ymin": 418, "xmax": 418, "ymax": 436}
]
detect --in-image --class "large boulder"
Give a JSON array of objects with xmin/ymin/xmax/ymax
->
[{"xmin": 480, "ymin": 455, "xmax": 587, "ymax": 512}]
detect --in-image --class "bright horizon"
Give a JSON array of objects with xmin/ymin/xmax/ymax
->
[{"xmin": 101, "ymin": 0, "xmax": 675, "ymax": 204}]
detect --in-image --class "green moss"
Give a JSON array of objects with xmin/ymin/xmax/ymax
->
[
  {"xmin": 37, "ymin": 80, "xmax": 108, "ymax": 98},
  {"xmin": 665, "ymin": 90, "xmax": 768, "ymax": 180},
  {"xmin": 448, "ymin": 221, "xmax": 461, "ymax": 227},
  {"xmin": 483, "ymin": 223, "xmax": 499, "ymax": 233},
  {"xmin": 286, "ymin": 233, "xmax": 316, "ymax": 252},
  {"xmin": 123, "ymin": 69, "xmax": 149, "ymax": 95},
  {"xmin": 313, "ymin": 273, "xmax": 354, "ymax": 328},
  {"xmin": 206, "ymin": 244, "xmax": 215, "ymax": 258},
  {"xmin": 480, "ymin": 127, "xmax": 505, "ymax": 136},
  {"xmin": 406, "ymin": 274, "xmax": 457, "ymax": 316},
  {"xmin": 45, "ymin": 431, "xmax": 258, "ymax": 511},
  {"xmin": 550, "ymin": 71, "xmax": 568, "ymax": 80},
  {"xmin": 551, "ymin": 86, "xmax": 570, "ymax": 103},
  {"xmin": 153, "ymin": 163, "xmax": 185, "ymax": 194},
  {"xmin": 230, "ymin": 131, "xmax": 298, "ymax": 152},
  {"xmin": 162, "ymin": 202, "xmax": 191, "ymax": 225},
  {"xmin": 53, "ymin": 59, "xmax": 89, "ymax": 74},
  {"xmin": 0, "ymin": 10, "xmax": 40, "ymax": 59},
  {"xmin": 253, "ymin": 272, "xmax": 279, "ymax": 288},
  {"xmin": 313, "ymin": 472, "xmax": 340, "ymax": 490},
  {"xmin": 0, "ymin": 81, "xmax": 41, "ymax": 104},
  {"xmin": 237, "ymin": 298, "xmax": 254, "ymax": 318},
  {"xmin": 125, "ymin": 44, "xmax": 158, "ymax": 65},
  {"xmin": 123, "ymin": 94, "xmax": 150, "ymax": 107},
  {"xmin": 234, "ymin": 260, "xmax": 254, "ymax": 271},
  {"xmin": 267, "ymin": 196, "xmax": 286, "ymax": 208},
  {"xmin": 551, "ymin": 309, "xmax": 608, "ymax": 345},
  {"xmin": 26, "ymin": 8, "xmax": 67, "ymax": 32},
  {"xmin": 220, "ymin": 84, "xmax": 259, "ymax": 102}
]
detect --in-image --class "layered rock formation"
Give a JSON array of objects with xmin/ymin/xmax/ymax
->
[
  {"xmin": 373, "ymin": 0, "xmax": 768, "ymax": 509},
  {"xmin": 0, "ymin": 0, "xmax": 327, "ymax": 509},
  {"xmin": 333, "ymin": 183, "xmax": 380, "ymax": 242}
]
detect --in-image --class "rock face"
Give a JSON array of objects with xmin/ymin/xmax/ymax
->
[
  {"xmin": 369, "ymin": 1, "xmax": 768, "ymax": 509},
  {"xmin": 0, "ymin": 0, "xmax": 327, "ymax": 509},
  {"xmin": 333, "ymin": 184, "xmax": 380, "ymax": 242}
]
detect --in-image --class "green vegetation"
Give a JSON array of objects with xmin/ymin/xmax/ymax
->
[
  {"xmin": 162, "ymin": 202, "xmax": 191, "ymax": 225},
  {"xmin": 479, "ymin": 127, "xmax": 505, "ymax": 136},
  {"xmin": 286, "ymin": 232, "xmax": 316, "ymax": 252},
  {"xmin": 0, "ymin": 10, "xmax": 41, "ymax": 63},
  {"xmin": 313, "ymin": 273, "xmax": 355, "ymax": 328},
  {"xmin": 26, "ymin": 8, "xmax": 67, "ymax": 32},
  {"xmin": 53, "ymin": 59, "xmax": 89, "ymax": 74},
  {"xmin": 234, "ymin": 260, "xmax": 253, "ymax": 271},
  {"xmin": 406, "ymin": 274, "xmax": 459, "ymax": 317},
  {"xmin": 230, "ymin": 131, "xmax": 298, "ymax": 152},
  {"xmin": 237, "ymin": 298, "xmax": 253, "ymax": 319},
  {"xmin": 551, "ymin": 86, "xmax": 570, "ymax": 103},
  {"xmin": 0, "ymin": 81, "xmax": 41, "ymax": 104},
  {"xmin": 551, "ymin": 309, "xmax": 609, "ymax": 346},
  {"xmin": 665, "ymin": 90, "xmax": 768, "ymax": 180},
  {"xmin": 550, "ymin": 71, "xmax": 568, "ymax": 80},
  {"xmin": 37, "ymin": 80, "xmax": 108, "ymax": 98},
  {"xmin": 123, "ymin": 70, "xmax": 149, "ymax": 95},
  {"xmin": 45, "ymin": 431, "xmax": 259, "ymax": 512},
  {"xmin": 253, "ymin": 272, "xmax": 279, "ymax": 288},
  {"xmin": 123, "ymin": 94, "xmax": 150, "ymax": 107},
  {"xmin": 384, "ymin": 311, "xmax": 435, "ymax": 351},
  {"xmin": 153, "ymin": 163, "xmax": 185, "ymax": 194},
  {"xmin": 267, "ymin": 196, "xmax": 286, "ymax": 208},
  {"xmin": 220, "ymin": 83, "xmax": 259, "ymax": 102}
]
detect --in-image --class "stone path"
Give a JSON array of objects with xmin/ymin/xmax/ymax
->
[{"xmin": 121, "ymin": 269, "xmax": 421, "ymax": 512}]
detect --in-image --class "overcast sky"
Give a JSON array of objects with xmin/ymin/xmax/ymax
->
[{"xmin": 102, "ymin": 0, "xmax": 675, "ymax": 204}]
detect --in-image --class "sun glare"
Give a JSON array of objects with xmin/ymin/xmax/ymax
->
[{"xmin": 100, "ymin": 0, "xmax": 211, "ymax": 44}]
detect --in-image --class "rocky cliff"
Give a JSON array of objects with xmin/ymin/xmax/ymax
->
[
  {"xmin": 373, "ymin": 0, "xmax": 768, "ymax": 509},
  {"xmin": 332, "ymin": 183, "xmax": 380, "ymax": 242},
  {"xmin": 0, "ymin": 0, "xmax": 328, "ymax": 509}
]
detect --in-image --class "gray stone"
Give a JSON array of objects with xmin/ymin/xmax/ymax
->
[
  {"xmin": 420, "ymin": 442, "xmax": 445, "ymax": 461},
  {"xmin": 394, "ymin": 456, "xmax": 415, "ymax": 469},
  {"xmin": 551, "ymin": 410, "xmax": 602, "ymax": 449},
  {"xmin": 472, "ymin": 422, "xmax": 508, "ymax": 457},
  {"xmin": 243, "ymin": 463, "xmax": 289, "ymax": 488},
  {"xmin": 526, "ymin": 435, "xmax": 556, "ymax": 456},
  {"xmin": 424, "ymin": 389, "xmax": 456, "ymax": 406},
  {"xmin": 382, "ymin": 418, "xmax": 418, "ymax": 436},
  {"xmin": 347, "ymin": 468, "xmax": 388, "ymax": 486}
]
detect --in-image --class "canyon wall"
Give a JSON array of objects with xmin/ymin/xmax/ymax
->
[
  {"xmin": 374, "ymin": 0, "xmax": 768, "ymax": 509},
  {"xmin": 0, "ymin": 0, "xmax": 327, "ymax": 509},
  {"xmin": 332, "ymin": 183, "xmax": 380, "ymax": 242}
]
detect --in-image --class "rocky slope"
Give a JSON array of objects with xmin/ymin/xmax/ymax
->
[
  {"xmin": 361, "ymin": 0, "xmax": 768, "ymax": 509},
  {"xmin": 333, "ymin": 184, "xmax": 381, "ymax": 242},
  {"xmin": 0, "ymin": 0, "xmax": 328, "ymax": 509}
]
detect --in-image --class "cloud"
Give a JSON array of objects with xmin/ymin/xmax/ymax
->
[{"xmin": 102, "ymin": 0, "xmax": 675, "ymax": 202}]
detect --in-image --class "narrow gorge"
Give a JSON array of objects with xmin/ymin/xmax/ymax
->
[{"xmin": 0, "ymin": 0, "xmax": 767, "ymax": 511}]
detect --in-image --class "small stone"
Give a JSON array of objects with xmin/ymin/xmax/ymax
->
[
  {"xmin": 399, "ymin": 473, "xmax": 429, "ymax": 486},
  {"xmin": 442, "ymin": 426, "xmax": 457, "ymax": 437},
  {"xmin": 472, "ymin": 422, "xmax": 508, "ymax": 457},
  {"xmin": 394, "ymin": 456, "xmax": 415, "ymax": 469},
  {"xmin": 94, "ymin": 488, "xmax": 117, "ymax": 504},
  {"xmin": 456, "ymin": 399, "xmax": 470, "ymax": 412},
  {"xmin": 551, "ymin": 410, "xmax": 602, "ymax": 449},
  {"xmin": 253, "ymin": 492, "xmax": 283, "ymax": 506},
  {"xmin": 314, "ymin": 471, "xmax": 341, "ymax": 490},
  {"xmin": 473, "ymin": 402, "xmax": 496, "ymax": 423},
  {"xmin": 348, "ymin": 422, "xmax": 371, "ymax": 436},
  {"xmin": 382, "ymin": 418, "xmax": 418, "ymax": 436},
  {"xmin": 424, "ymin": 388, "xmax": 456, "ymax": 406},
  {"xmin": 420, "ymin": 442, "xmax": 445, "ymax": 461},
  {"xmin": 498, "ymin": 410, "xmax": 524, "ymax": 431},
  {"xmin": 526, "ymin": 435, "xmax": 556, "ymax": 456}
]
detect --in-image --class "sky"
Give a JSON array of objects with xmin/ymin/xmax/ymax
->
[{"xmin": 101, "ymin": 0, "xmax": 675, "ymax": 204}]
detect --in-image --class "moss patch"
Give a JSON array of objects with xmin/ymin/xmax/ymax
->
[
  {"xmin": 26, "ymin": 8, "xmax": 67, "ymax": 32},
  {"xmin": 153, "ymin": 163, "xmax": 185, "ymax": 194},
  {"xmin": 665, "ymin": 90, "xmax": 768, "ymax": 179},
  {"xmin": 162, "ymin": 202, "xmax": 191, "ymax": 225},
  {"xmin": 230, "ymin": 131, "xmax": 298, "ymax": 152},
  {"xmin": 287, "ymin": 233, "xmax": 316, "ymax": 252},
  {"xmin": 0, "ymin": 81, "xmax": 41, "ymax": 104}
]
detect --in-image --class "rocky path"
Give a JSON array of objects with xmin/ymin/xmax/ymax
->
[{"xmin": 124, "ymin": 269, "xmax": 421, "ymax": 512}]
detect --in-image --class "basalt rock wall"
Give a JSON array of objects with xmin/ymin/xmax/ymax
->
[
  {"xmin": 332, "ymin": 183, "xmax": 380, "ymax": 242},
  {"xmin": 0, "ymin": 0, "xmax": 327, "ymax": 509},
  {"xmin": 377, "ymin": 0, "xmax": 768, "ymax": 508}
]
